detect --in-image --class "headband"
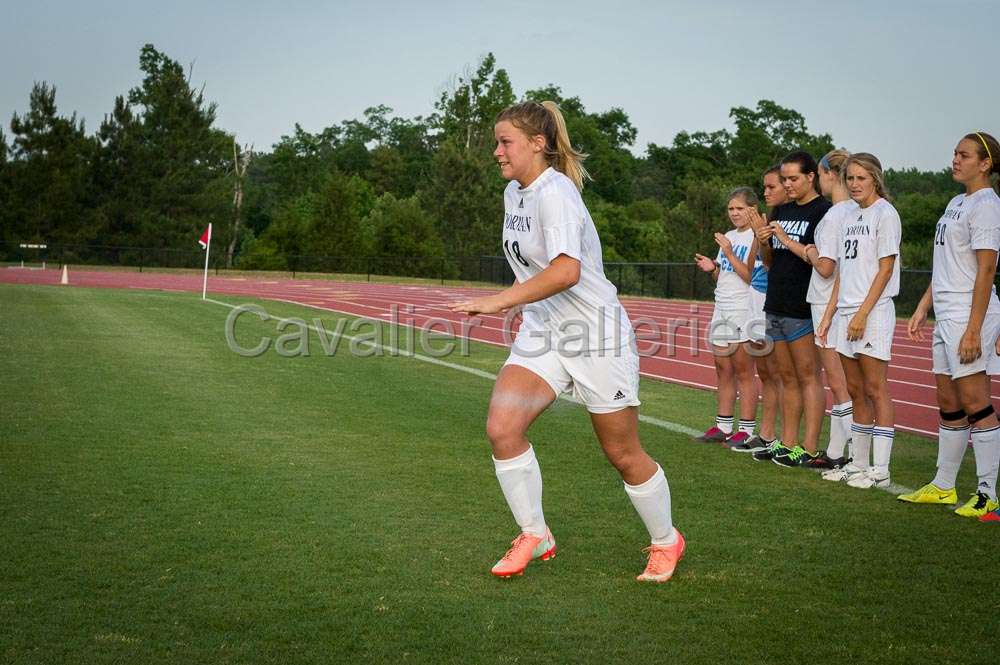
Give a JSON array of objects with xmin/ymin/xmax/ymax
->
[
  {"xmin": 818, "ymin": 154, "xmax": 831, "ymax": 171},
  {"xmin": 975, "ymin": 132, "xmax": 993, "ymax": 164}
]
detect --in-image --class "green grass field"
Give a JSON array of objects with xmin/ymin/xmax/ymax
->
[{"xmin": 1, "ymin": 283, "xmax": 996, "ymax": 664}]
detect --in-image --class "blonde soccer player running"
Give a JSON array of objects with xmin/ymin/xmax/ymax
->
[
  {"xmin": 693, "ymin": 187, "xmax": 762, "ymax": 448},
  {"xmin": 450, "ymin": 101, "xmax": 684, "ymax": 581},
  {"xmin": 818, "ymin": 153, "xmax": 901, "ymax": 488},
  {"xmin": 902, "ymin": 132, "xmax": 1000, "ymax": 521}
]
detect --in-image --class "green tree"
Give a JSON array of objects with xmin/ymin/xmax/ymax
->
[
  {"xmin": 7, "ymin": 82, "xmax": 97, "ymax": 247},
  {"xmin": 524, "ymin": 85, "xmax": 638, "ymax": 205},
  {"xmin": 117, "ymin": 44, "xmax": 233, "ymax": 250},
  {"xmin": 366, "ymin": 193, "xmax": 448, "ymax": 277},
  {"xmin": 432, "ymin": 53, "xmax": 515, "ymax": 153}
]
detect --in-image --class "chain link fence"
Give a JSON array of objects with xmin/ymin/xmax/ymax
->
[{"xmin": 2, "ymin": 242, "xmax": 943, "ymax": 315}]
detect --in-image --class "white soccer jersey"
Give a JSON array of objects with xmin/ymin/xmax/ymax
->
[
  {"xmin": 836, "ymin": 198, "xmax": 901, "ymax": 312},
  {"xmin": 713, "ymin": 227, "xmax": 754, "ymax": 309},
  {"xmin": 931, "ymin": 188, "xmax": 1000, "ymax": 321},
  {"xmin": 502, "ymin": 167, "xmax": 632, "ymax": 352},
  {"xmin": 808, "ymin": 199, "xmax": 858, "ymax": 305}
]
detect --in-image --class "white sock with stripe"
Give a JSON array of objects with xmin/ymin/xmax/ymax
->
[
  {"xmin": 738, "ymin": 419, "xmax": 755, "ymax": 436},
  {"xmin": 624, "ymin": 464, "xmax": 676, "ymax": 546},
  {"xmin": 851, "ymin": 424, "xmax": 873, "ymax": 469},
  {"xmin": 872, "ymin": 426, "xmax": 895, "ymax": 477},
  {"xmin": 931, "ymin": 423, "xmax": 970, "ymax": 491},
  {"xmin": 972, "ymin": 425, "xmax": 1000, "ymax": 501},
  {"xmin": 493, "ymin": 446, "xmax": 546, "ymax": 537},
  {"xmin": 716, "ymin": 415, "xmax": 734, "ymax": 435},
  {"xmin": 828, "ymin": 402, "xmax": 853, "ymax": 459}
]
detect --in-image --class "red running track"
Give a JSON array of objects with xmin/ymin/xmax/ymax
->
[{"xmin": 2, "ymin": 266, "xmax": 972, "ymax": 438}]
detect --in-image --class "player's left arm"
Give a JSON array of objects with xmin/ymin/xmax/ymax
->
[
  {"xmin": 962, "ymin": 205, "xmax": 1000, "ymax": 362},
  {"xmin": 452, "ymin": 192, "xmax": 584, "ymax": 315},
  {"xmin": 959, "ymin": 248, "xmax": 999, "ymax": 363},
  {"xmin": 846, "ymin": 211, "xmax": 900, "ymax": 341},
  {"xmin": 450, "ymin": 255, "xmax": 580, "ymax": 315}
]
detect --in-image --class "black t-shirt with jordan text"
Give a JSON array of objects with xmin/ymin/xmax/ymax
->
[{"xmin": 763, "ymin": 196, "xmax": 832, "ymax": 319}]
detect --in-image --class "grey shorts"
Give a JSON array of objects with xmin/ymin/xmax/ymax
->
[{"xmin": 765, "ymin": 314, "xmax": 813, "ymax": 343}]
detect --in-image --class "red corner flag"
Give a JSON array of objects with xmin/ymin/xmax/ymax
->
[{"xmin": 198, "ymin": 223, "xmax": 212, "ymax": 300}]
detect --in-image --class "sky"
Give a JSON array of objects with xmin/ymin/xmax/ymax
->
[{"xmin": 3, "ymin": 0, "xmax": 996, "ymax": 171}]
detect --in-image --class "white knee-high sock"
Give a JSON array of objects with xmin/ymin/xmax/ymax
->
[
  {"xmin": 851, "ymin": 424, "xmax": 873, "ymax": 468},
  {"xmin": 828, "ymin": 401, "xmax": 853, "ymax": 459},
  {"xmin": 972, "ymin": 425, "xmax": 1000, "ymax": 501},
  {"xmin": 624, "ymin": 464, "xmax": 676, "ymax": 546},
  {"xmin": 931, "ymin": 423, "xmax": 970, "ymax": 490},
  {"xmin": 493, "ymin": 446, "xmax": 546, "ymax": 537},
  {"xmin": 872, "ymin": 426, "xmax": 895, "ymax": 477}
]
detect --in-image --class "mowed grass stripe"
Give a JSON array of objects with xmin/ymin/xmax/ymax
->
[{"xmin": 0, "ymin": 284, "xmax": 994, "ymax": 665}]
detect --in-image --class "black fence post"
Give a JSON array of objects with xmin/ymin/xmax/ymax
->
[{"xmin": 640, "ymin": 264, "xmax": 645, "ymax": 297}]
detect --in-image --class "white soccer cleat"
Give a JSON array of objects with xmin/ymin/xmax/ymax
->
[
  {"xmin": 821, "ymin": 463, "xmax": 865, "ymax": 482},
  {"xmin": 846, "ymin": 469, "xmax": 891, "ymax": 489}
]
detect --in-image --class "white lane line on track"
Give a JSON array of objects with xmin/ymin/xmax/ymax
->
[
  {"xmin": 203, "ymin": 295, "xmax": 915, "ymax": 496},
  {"xmin": 254, "ymin": 294, "xmax": 947, "ymax": 429}
]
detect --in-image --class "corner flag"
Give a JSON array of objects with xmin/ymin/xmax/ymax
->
[{"xmin": 198, "ymin": 223, "xmax": 212, "ymax": 300}]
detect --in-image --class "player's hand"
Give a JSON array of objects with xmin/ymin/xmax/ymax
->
[
  {"xmin": 694, "ymin": 253, "xmax": 717, "ymax": 272},
  {"xmin": 745, "ymin": 208, "xmax": 767, "ymax": 231},
  {"xmin": 847, "ymin": 312, "xmax": 867, "ymax": 341},
  {"xmin": 450, "ymin": 295, "xmax": 507, "ymax": 315},
  {"xmin": 769, "ymin": 221, "xmax": 790, "ymax": 243},
  {"xmin": 753, "ymin": 224, "xmax": 774, "ymax": 243},
  {"xmin": 907, "ymin": 308, "xmax": 928, "ymax": 342},
  {"xmin": 958, "ymin": 327, "xmax": 982, "ymax": 364},
  {"xmin": 816, "ymin": 316, "xmax": 832, "ymax": 345},
  {"xmin": 713, "ymin": 233, "xmax": 732, "ymax": 253}
]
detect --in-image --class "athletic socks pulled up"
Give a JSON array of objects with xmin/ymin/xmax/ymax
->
[
  {"xmin": 972, "ymin": 424, "xmax": 1000, "ymax": 501},
  {"xmin": 624, "ymin": 464, "xmax": 676, "ymax": 546},
  {"xmin": 493, "ymin": 445, "xmax": 546, "ymax": 537},
  {"xmin": 851, "ymin": 424, "xmax": 874, "ymax": 469},
  {"xmin": 872, "ymin": 426, "xmax": 895, "ymax": 477},
  {"xmin": 932, "ymin": 422, "xmax": 970, "ymax": 491},
  {"xmin": 828, "ymin": 401, "xmax": 854, "ymax": 460}
]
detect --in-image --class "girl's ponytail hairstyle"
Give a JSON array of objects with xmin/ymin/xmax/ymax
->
[
  {"xmin": 964, "ymin": 131, "xmax": 1000, "ymax": 195},
  {"xmin": 496, "ymin": 101, "xmax": 591, "ymax": 191}
]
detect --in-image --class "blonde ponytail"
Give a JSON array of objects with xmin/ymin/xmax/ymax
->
[
  {"xmin": 495, "ymin": 101, "xmax": 591, "ymax": 191},
  {"xmin": 540, "ymin": 101, "xmax": 590, "ymax": 191}
]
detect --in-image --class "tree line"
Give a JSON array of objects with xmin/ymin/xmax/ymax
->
[{"xmin": 0, "ymin": 45, "xmax": 960, "ymax": 277}]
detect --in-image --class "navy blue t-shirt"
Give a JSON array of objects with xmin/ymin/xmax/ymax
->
[{"xmin": 763, "ymin": 196, "xmax": 832, "ymax": 319}]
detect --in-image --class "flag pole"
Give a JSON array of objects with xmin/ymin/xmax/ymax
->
[{"xmin": 202, "ymin": 223, "xmax": 212, "ymax": 301}]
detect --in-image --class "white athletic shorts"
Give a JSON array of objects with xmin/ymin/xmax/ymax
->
[
  {"xmin": 709, "ymin": 302, "xmax": 765, "ymax": 346},
  {"xmin": 811, "ymin": 303, "xmax": 838, "ymax": 350},
  {"xmin": 504, "ymin": 329, "xmax": 641, "ymax": 414},
  {"xmin": 836, "ymin": 300, "xmax": 894, "ymax": 362},
  {"xmin": 747, "ymin": 289, "xmax": 767, "ymax": 343},
  {"xmin": 932, "ymin": 313, "xmax": 1000, "ymax": 379}
]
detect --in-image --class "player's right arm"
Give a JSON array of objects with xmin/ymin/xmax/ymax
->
[{"xmin": 908, "ymin": 285, "xmax": 932, "ymax": 342}]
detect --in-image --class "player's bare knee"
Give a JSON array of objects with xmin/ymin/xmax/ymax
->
[{"xmin": 485, "ymin": 416, "xmax": 522, "ymax": 449}]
